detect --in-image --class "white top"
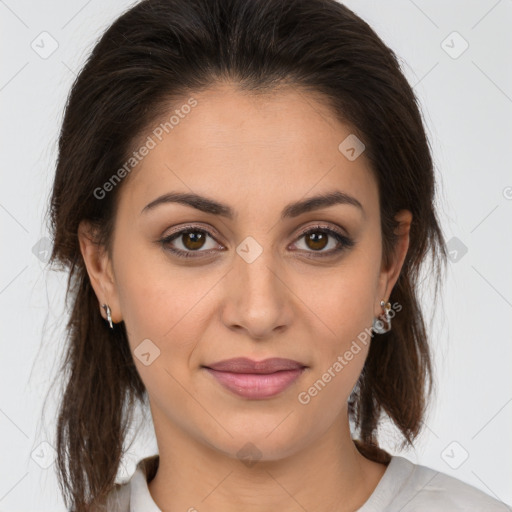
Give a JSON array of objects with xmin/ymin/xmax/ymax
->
[{"xmin": 104, "ymin": 454, "xmax": 511, "ymax": 511}]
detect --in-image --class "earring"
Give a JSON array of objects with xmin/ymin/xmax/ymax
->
[
  {"xmin": 372, "ymin": 300, "xmax": 392, "ymax": 334},
  {"xmin": 102, "ymin": 303, "xmax": 114, "ymax": 329}
]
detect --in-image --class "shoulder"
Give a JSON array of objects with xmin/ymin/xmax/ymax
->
[
  {"xmin": 89, "ymin": 455, "xmax": 159, "ymax": 512},
  {"xmin": 87, "ymin": 481, "xmax": 131, "ymax": 512},
  {"xmin": 388, "ymin": 456, "xmax": 511, "ymax": 512},
  {"xmin": 106, "ymin": 480, "xmax": 131, "ymax": 510}
]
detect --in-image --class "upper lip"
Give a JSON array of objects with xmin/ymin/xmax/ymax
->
[{"xmin": 203, "ymin": 357, "xmax": 306, "ymax": 374}]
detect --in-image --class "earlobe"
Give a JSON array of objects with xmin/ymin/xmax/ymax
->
[{"xmin": 77, "ymin": 221, "xmax": 121, "ymax": 324}]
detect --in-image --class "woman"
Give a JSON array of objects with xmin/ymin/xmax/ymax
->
[{"xmin": 46, "ymin": 0, "xmax": 511, "ymax": 510}]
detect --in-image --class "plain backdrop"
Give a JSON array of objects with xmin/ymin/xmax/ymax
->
[{"xmin": 1, "ymin": 0, "xmax": 511, "ymax": 510}]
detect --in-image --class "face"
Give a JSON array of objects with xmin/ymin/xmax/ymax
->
[{"xmin": 80, "ymin": 83, "xmax": 411, "ymax": 461}]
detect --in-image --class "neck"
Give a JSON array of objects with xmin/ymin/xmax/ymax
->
[{"xmin": 147, "ymin": 407, "xmax": 388, "ymax": 512}]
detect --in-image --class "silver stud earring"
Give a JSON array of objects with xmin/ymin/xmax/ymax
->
[
  {"xmin": 102, "ymin": 303, "xmax": 114, "ymax": 329},
  {"xmin": 372, "ymin": 300, "xmax": 392, "ymax": 334}
]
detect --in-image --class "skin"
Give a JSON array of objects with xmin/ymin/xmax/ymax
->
[{"xmin": 79, "ymin": 83, "xmax": 412, "ymax": 512}]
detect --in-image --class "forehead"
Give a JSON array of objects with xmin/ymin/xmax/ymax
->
[{"xmin": 117, "ymin": 84, "xmax": 378, "ymax": 222}]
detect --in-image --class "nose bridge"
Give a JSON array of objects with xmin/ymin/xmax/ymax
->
[
  {"xmin": 222, "ymin": 233, "xmax": 290, "ymax": 336},
  {"xmin": 234, "ymin": 234, "xmax": 282, "ymax": 302}
]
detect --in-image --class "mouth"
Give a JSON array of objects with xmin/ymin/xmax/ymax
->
[
  {"xmin": 202, "ymin": 357, "xmax": 307, "ymax": 374},
  {"xmin": 201, "ymin": 358, "xmax": 307, "ymax": 399}
]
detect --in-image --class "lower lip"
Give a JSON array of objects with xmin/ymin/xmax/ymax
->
[{"xmin": 203, "ymin": 367, "xmax": 306, "ymax": 399}]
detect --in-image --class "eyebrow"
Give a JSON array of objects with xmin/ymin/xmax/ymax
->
[{"xmin": 140, "ymin": 190, "xmax": 365, "ymax": 220}]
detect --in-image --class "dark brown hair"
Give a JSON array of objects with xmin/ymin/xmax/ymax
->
[{"xmin": 45, "ymin": 0, "xmax": 448, "ymax": 509}]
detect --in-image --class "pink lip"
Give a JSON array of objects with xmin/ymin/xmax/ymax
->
[
  {"xmin": 204, "ymin": 367, "xmax": 306, "ymax": 399},
  {"xmin": 202, "ymin": 357, "xmax": 307, "ymax": 399}
]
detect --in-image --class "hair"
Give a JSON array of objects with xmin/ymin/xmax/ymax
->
[{"xmin": 45, "ymin": 0, "xmax": 448, "ymax": 509}]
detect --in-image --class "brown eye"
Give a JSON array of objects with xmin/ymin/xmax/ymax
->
[
  {"xmin": 180, "ymin": 231, "xmax": 207, "ymax": 250},
  {"xmin": 160, "ymin": 227, "xmax": 222, "ymax": 258},
  {"xmin": 304, "ymin": 231, "xmax": 329, "ymax": 251},
  {"xmin": 292, "ymin": 226, "xmax": 355, "ymax": 257}
]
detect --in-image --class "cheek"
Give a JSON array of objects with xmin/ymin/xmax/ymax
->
[
  {"xmin": 295, "ymin": 274, "xmax": 375, "ymax": 416},
  {"xmin": 298, "ymin": 254, "xmax": 379, "ymax": 342},
  {"xmin": 112, "ymin": 235, "xmax": 172, "ymax": 344},
  {"xmin": 113, "ymin": 237, "xmax": 218, "ymax": 361},
  {"xmin": 293, "ymin": 243, "xmax": 380, "ymax": 391}
]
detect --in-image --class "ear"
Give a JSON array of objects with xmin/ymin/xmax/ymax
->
[
  {"xmin": 77, "ymin": 220, "xmax": 122, "ymax": 325},
  {"xmin": 375, "ymin": 209, "xmax": 412, "ymax": 315}
]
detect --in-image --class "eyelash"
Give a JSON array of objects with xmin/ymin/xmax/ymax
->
[{"xmin": 159, "ymin": 224, "xmax": 355, "ymax": 259}]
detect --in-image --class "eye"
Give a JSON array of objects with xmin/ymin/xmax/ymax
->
[
  {"xmin": 290, "ymin": 225, "xmax": 355, "ymax": 258},
  {"xmin": 160, "ymin": 225, "xmax": 222, "ymax": 259},
  {"xmin": 159, "ymin": 224, "xmax": 354, "ymax": 259}
]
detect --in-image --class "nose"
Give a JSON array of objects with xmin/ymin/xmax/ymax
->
[{"xmin": 220, "ymin": 249, "xmax": 293, "ymax": 340}]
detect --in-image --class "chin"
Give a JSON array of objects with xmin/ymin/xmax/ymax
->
[{"xmin": 198, "ymin": 422, "xmax": 310, "ymax": 464}]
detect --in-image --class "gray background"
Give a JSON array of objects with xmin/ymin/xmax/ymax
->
[{"xmin": 1, "ymin": 0, "xmax": 511, "ymax": 510}]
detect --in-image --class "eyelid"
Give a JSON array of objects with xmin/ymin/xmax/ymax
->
[
  {"xmin": 294, "ymin": 223, "xmax": 348, "ymax": 239},
  {"xmin": 161, "ymin": 221, "xmax": 348, "ymax": 242},
  {"xmin": 162, "ymin": 222, "xmax": 223, "ymax": 240}
]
